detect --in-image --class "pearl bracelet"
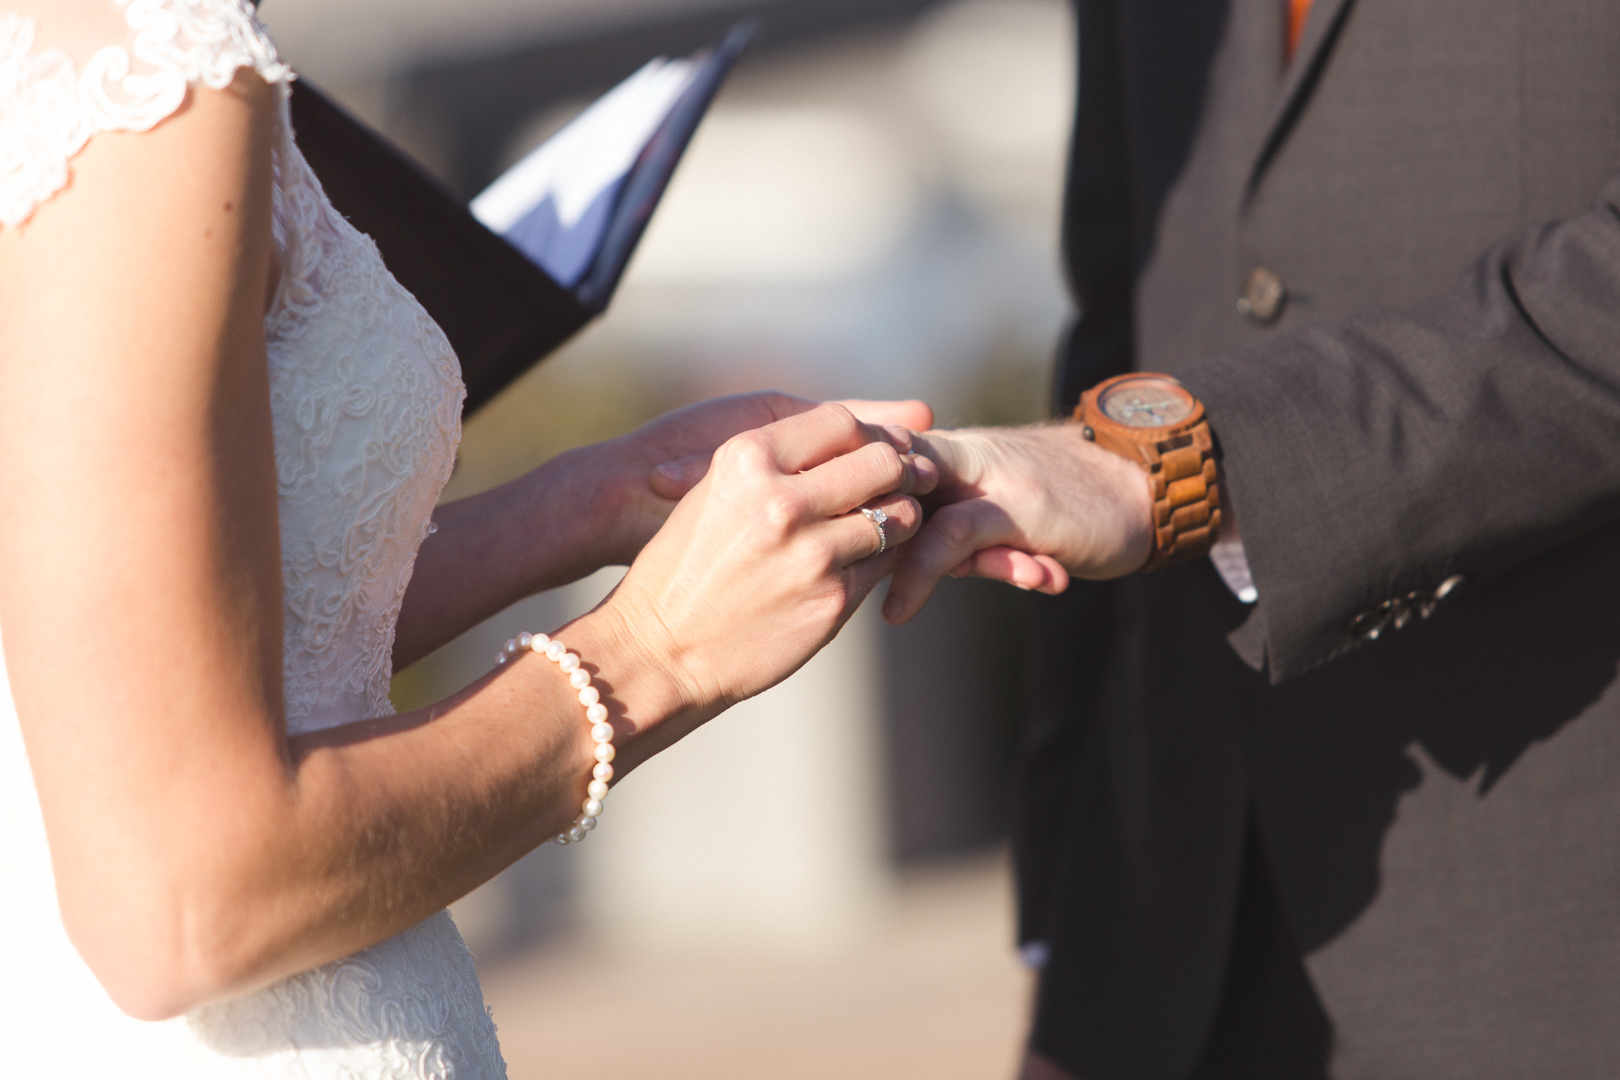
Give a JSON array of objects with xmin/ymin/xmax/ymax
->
[{"xmin": 494, "ymin": 631, "xmax": 614, "ymax": 846}]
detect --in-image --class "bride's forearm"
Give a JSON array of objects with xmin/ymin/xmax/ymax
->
[{"xmin": 76, "ymin": 606, "xmax": 691, "ymax": 1023}]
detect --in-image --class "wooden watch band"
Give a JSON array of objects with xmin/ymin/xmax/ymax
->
[{"xmin": 1135, "ymin": 426, "xmax": 1222, "ymax": 572}]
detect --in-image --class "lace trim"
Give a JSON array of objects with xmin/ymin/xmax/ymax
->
[{"xmin": 0, "ymin": 0, "xmax": 291, "ymax": 228}]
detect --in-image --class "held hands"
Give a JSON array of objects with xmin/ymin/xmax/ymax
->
[
  {"xmin": 881, "ymin": 423, "xmax": 1155, "ymax": 624},
  {"xmin": 591, "ymin": 402, "xmax": 939, "ymax": 760},
  {"xmin": 520, "ymin": 399, "xmax": 1162, "ymax": 756},
  {"xmin": 573, "ymin": 391, "xmax": 934, "ymax": 568}
]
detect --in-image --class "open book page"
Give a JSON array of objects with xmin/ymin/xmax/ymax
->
[{"xmin": 469, "ymin": 59, "xmax": 698, "ymax": 289}]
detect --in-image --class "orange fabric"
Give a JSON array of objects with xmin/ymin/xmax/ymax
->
[{"xmin": 1286, "ymin": 0, "xmax": 1313, "ymax": 61}]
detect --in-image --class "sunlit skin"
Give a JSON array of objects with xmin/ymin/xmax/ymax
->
[
  {"xmin": 880, "ymin": 422, "xmax": 1156, "ymax": 618},
  {"xmin": 0, "ymin": 71, "xmax": 936, "ymax": 1021}
]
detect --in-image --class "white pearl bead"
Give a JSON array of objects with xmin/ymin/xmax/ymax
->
[
  {"xmin": 509, "ymin": 632, "xmax": 616, "ymax": 843},
  {"xmin": 495, "ymin": 653, "xmax": 508, "ymax": 666}
]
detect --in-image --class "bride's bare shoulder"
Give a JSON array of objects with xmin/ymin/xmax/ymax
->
[{"xmin": 0, "ymin": 65, "xmax": 279, "ymax": 294}]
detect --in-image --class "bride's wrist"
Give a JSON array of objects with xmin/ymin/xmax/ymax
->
[
  {"xmin": 527, "ymin": 442, "xmax": 647, "ymax": 572},
  {"xmin": 553, "ymin": 603, "xmax": 699, "ymax": 776},
  {"xmin": 491, "ymin": 448, "xmax": 616, "ymax": 590}
]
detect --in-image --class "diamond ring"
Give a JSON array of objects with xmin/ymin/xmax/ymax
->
[{"xmin": 860, "ymin": 506, "xmax": 889, "ymax": 555}]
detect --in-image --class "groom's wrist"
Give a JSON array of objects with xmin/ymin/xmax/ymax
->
[{"xmin": 1073, "ymin": 372, "xmax": 1221, "ymax": 571}]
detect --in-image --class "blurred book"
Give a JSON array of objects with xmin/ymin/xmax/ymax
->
[
  {"xmin": 472, "ymin": 22, "xmax": 754, "ymax": 310},
  {"xmin": 288, "ymin": 24, "xmax": 752, "ymax": 415}
]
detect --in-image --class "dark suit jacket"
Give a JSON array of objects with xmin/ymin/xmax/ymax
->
[{"xmin": 1025, "ymin": 1, "xmax": 1620, "ymax": 1076}]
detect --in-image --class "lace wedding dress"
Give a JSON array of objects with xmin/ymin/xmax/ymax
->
[{"xmin": 0, "ymin": 1, "xmax": 508, "ymax": 1075}]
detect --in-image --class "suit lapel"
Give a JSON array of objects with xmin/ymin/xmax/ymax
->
[{"xmin": 1244, "ymin": 0, "xmax": 1357, "ymax": 200}]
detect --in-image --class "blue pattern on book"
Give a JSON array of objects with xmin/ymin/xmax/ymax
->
[{"xmin": 502, "ymin": 181, "xmax": 624, "ymax": 289}]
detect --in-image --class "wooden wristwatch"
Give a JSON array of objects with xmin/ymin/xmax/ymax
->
[{"xmin": 1073, "ymin": 373, "xmax": 1221, "ymax": 572}]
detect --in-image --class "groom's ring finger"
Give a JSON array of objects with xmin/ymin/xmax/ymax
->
[{"xmin": 835, "ymin": 494, "xmax": 920, "ymax": 566}]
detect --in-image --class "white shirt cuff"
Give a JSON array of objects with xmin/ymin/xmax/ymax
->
[
  {"xmin": 1019, "ymin": 940, "xmax": 1051, "ymax": 969},
  {"xmin": 1209, "ymin": 537, "xmax": 1257, "ymax": 603}
]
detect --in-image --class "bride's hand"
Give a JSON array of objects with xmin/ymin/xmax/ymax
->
[
  {"xmin": 394, "ymin": 393, "xmax": 932, "ymax": 669},
  {"xmin": 586, "ymin": 392, "xmax": 935, "ymax": 566},
  {"xmin": 585, "ymin": 402, "xmax": 937, "ymax": 765}
]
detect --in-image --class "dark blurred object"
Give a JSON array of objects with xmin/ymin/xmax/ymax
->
[
  {"xmin": 882, "ymin": 578, "xmax": 1028, "ymax": 862},
  {"xmin": 290, "ymin": 82, "xmax": 591, "ymax": 415}
]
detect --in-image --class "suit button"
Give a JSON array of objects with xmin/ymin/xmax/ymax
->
[{"xmin": 1237, "ymin": 267, "xmax": 1287, "ymax": 324}]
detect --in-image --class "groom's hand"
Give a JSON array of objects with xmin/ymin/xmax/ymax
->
[{"xmin": 881, "ymin": 423, "xmax": 1154, "ymax": 624}]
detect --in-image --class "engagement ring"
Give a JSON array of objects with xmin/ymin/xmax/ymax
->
[{"xmin": 861, "ymin": 506, "xmax": 889, "ymax": 555}]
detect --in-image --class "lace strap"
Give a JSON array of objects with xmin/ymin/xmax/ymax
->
[{"xmin": 0, "ymin": 0, "xmax": 292, "ymax": 229}]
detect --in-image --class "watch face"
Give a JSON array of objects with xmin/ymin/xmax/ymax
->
[{"xmin": 1098, "ymin": 377, "xmax": 1194, "ymax": 428}]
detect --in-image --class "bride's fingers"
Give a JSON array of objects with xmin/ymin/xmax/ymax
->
[
  {"xmin": 653, "ymin": 443, "xmax": 936, "ymax": 507},
  {"xmin": 837, "ymin": 398, "xmax": 934, "ymax": 433},
  {"xmin": 796, "ymin": 440, "xmax": 939, "ymax": 518},
  {"xmin": 760, "ymin": 402, "xmax": 880, "ymax": 474},
  {"xmin": 831, "ymin": 493, "xmax": 922, "ymax": 568},
  {"xmin": 650, "ymin": 414, "xmax": 928, "ymax": 504}
]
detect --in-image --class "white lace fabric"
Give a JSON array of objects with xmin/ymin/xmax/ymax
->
[{"xmin": 0, "ymin": 3, "xmax": 502, "ymax": 1076}]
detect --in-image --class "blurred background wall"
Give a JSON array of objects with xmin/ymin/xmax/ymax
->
[{"xmin": 254, "ymin": 1, "xmax": 1077, "ymax": 1076}]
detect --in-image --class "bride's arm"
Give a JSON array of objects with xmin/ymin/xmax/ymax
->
[{"xmin": 0, "ymin": 75, "xmax": 927, "ymax": 1022}]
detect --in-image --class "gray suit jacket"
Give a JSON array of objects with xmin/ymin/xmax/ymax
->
[{"xmin": 1026, "ymin": 1, "xmax": 1620, "ymax": 1076}]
